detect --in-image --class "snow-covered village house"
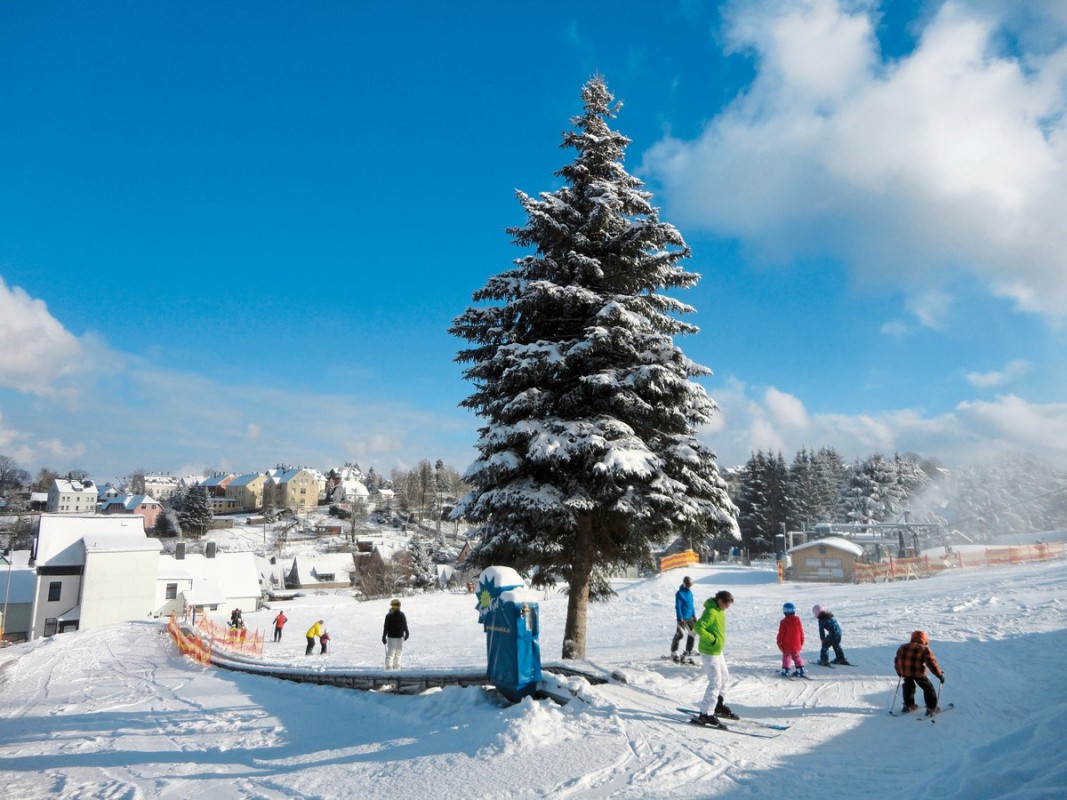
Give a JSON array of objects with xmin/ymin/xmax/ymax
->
[
  {"xmin": 263, "ymin": 468, "xmax": 320, "ymax": 513},
  {"xmin": 100, "ymin": 494, "xmax": 163, "ymax": 529},
  {"xmin": 334, "ymin": 466, "xmax": 370, "ymax": 503},
  {"xmin": 28, "ymin": 514, "xmax": 162, "ymax": 638},
  {"xmin": 370, "ymin": 486, "xmax": 395, "ymax": 513},
  {"xmin": 155, "ymin": 543, "xmax": 261, "ymax": 622},
  {"xmin": 787, "ymin": 536, "xmax": 865, "ymax": 583},
  {"xmin": 142, "ymin": 473, "xmax": 182, "ymax": 502},
  {"xmin": 46, "ymin": 478, "xmax": 99, "ymax": 514},
  {"xmin": 286, "ymin": 553, "xmax": 357, "ymax": 590},
  {"xmin": 225, "ymin": 472, "xmax": 267, "ymax": 513},
  {"xmin": 0, "ymin": 550, "xmax": 36, "ymax": 641},
  {"xmin": 199, "ymin": 472, "xmax": 236, "ymax": 497}
]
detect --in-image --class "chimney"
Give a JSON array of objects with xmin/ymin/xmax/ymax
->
[
  {"xmin": 175, "ymin": 542, "xmax": 186, "ymax": 560},
  {"xmin": 206, "ymin": 541, "xmax": 217, "ymax": 559}
]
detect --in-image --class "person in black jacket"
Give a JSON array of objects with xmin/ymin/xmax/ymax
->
[{"xmin": 382, "ymin": 599, "xmax": 410, "ymax": 669}]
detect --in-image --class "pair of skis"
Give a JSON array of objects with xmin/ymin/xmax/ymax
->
[
  {"xmin": 890, "ymin": 702, "xmax": 955, "ymax": 721},
  {"xmin": 677, "ymin": 707, "xmax": 789, "ymax": 739}
]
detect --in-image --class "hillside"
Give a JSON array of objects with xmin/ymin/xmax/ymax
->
[{"xmin": 1, "ymin": 558, "xmax": 1064, "ymax": 798}]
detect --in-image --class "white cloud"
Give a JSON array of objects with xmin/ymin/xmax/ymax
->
[
  {"xmin": 966, "ymin": 359, "xmax": 1033, "ymax": 388},
  {"xmin": 35, "ymin": 438, "xmax": 86, "ymax": 460},
  {"xmin": 906, "ymin": 290, "xmax": 954, "ymax": 330},
  {"xmin": 0, "ymin": 276, "xmax": 93, "ymax": 396},
  {"xmin": 643, "ymin": 0, "xmax": 1067, "ymax": 316},
  {"xmin": 706, "ymin": 378, "xmax": 1067, "ymax": 469},
  {"xmin": 957, "ymin": 394, "xmax": 1067, "ymax": 462},
  {"xmin": 764, "ymin": 387, "xmax": 809, "ymax": 428}
]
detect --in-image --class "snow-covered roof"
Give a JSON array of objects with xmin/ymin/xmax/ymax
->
[
  {"xmin": 788, "ymin": 536, "xmax": 865, "ymax": 557},
  {"xmin": 274, "ymin": 468, "xmax": 315, "ymax": 484},
  {"xmin": 52, "ymin": 478, "xmax": 97, "ymax": 494},
  {"xmin": 183, "ymin": 579, "xmax": 228, "ymax": 606},
  {"xmin": 83, "ymin": 531, "xmax": 163, "ymax": 555},
  {"xmin": 36, "ymin": 514, "xmax": 162, "ymax": 566},
  {"xmin": 289, "ymin": 553, "xmax": 356, "ymax": 584},
  {"xmin": 199, "ymin": 474, "xmax": 235, "ymax": 488},
  {"xmin": 157, "ymin": 551, "xmax": 261, "ymax": 602},
  {"xmin": 229, "ymin": 472, "xmax": 266, "ymax": 487},
  {"xmin": 3, "ymin": 549, "xmax": 32, "ymax": 567},
  {"xmin": 101, "ymin": 494, "xmax": 160, "ymax": 512}
]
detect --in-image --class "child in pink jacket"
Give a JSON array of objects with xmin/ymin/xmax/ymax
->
[{"xmin": 777, "ymin": 602, "xmax": 805, "ymax": 677}]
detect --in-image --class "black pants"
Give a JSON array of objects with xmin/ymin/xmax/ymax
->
[
  {"xmin": 671, "ymin": 619, "xmax": 695, "ymax": 653},
  {"xmin": 903, "ymin": 675, "xmax": 938, "ymax": 709},
  {"xmin": 820, "ymin": 639, "xmax": 845, "ymax": 662},
  {"xmin": 306, "ymin": 636, "xmax": 316, "ymax": 655},
  {"xmin": 273, "ymin": 627, "xmax": 283, "ymax": 642}
]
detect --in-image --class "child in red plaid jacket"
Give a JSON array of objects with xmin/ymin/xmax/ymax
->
[{"xmin": 894, "ymin": 630, "xmax": 945, "ymax": 715}]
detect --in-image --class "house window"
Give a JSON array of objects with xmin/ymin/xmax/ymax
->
[
  {"xmin": 48, "ymin": 581, "xmax": 62, "ymax": 602},
  {"xmin": 165, "ymin": 583, "xmax": 178, "ymax": 600},
  {"xmin": 44, "ymin": 618, "xmax": 58, "ymax": 636}
]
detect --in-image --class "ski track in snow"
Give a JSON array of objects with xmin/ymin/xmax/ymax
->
[{"xmin": 0, "ymin": 558, "xmax": 1065, "ymax": 798}]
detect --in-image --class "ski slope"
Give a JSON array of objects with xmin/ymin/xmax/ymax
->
[{"xmin": 1, "ymin": 558, "xmax": 1065, "ymax": 799}]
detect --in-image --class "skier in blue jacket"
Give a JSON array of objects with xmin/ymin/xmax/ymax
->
[
  {"xmin": 670, "ymin": 576, "xmax": 697, "ymax": 662},
  {"xmin": 813, "ymin": 605, "xmax": 851, "ymax": 665}
]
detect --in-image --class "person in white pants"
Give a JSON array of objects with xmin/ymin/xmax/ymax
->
[
  {"xmin": 382, "ymin": 599, "xmax": 409, "ymax": 669},
  {"xmin": 694, "ymin": 590, "xmax": 736, "ymax": 724}
]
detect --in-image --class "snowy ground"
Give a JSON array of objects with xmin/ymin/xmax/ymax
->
[{"xmin": 1, "ymin": 557, "xmax": 1065, "ymax": 799}]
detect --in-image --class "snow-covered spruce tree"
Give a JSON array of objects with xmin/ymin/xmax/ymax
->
[
  {"xmin": 450, "ymin": 76, "xmax": 737, "ymax": 660},
  {"xmin": 178, "ymin": 485, "xmax": 214, "ymax": 539}
]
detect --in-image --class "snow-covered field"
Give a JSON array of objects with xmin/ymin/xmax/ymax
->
[{"xmin": 2, "ymin": 557, "xmax": 1065, "ymax": 799}]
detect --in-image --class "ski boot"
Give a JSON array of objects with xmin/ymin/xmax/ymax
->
[
  {"xmin": 681, "ymin": 651, "xmax": 696, "ymax": 664},
  {"xmin": 780, "ymin": 668, "xmax": 791, "ymax": 677},
  {"xmin": 831, "ymin": 657, "xmax": 851, "ymax": 665},
  {"xmin": 714, "ymin": 696, "xmax": 739, "ymax": 720},
  {"xmin": 900, "ymin": 704, "xmax": 919, "ymax": 714},
  {"xmin": 694, "ymin": 712, "xmax": 720, "ymax": 727},
  {"xmin": 818, "ymin": 657, "xmax": 831, "ymax": 666},
  {"xmin": 792, "ymin": 667, "xmax": 806, "ymax": 678},
  {"xmin": 670, "ymin": 652, "xmax": 681, "ymax": 663}
]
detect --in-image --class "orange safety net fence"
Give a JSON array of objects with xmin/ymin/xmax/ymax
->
[
  {"xmin": 659, "ymin": 549, "xmax": 700, "ymax": 572},
  {"xmin": 197, "ymin": 615, "xmax": 264, "ymax": 657},
  {"xmin": 166, "ymin": 613, "xmax": 212, "ymax": 664},
  {"xmin": 853, "ymin": 542, "xmax": 1064, "ymax": 583}
]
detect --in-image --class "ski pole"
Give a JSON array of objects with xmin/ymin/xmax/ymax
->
[{"xmin": 888, "ymin": 676, "xmax": 901, "ymax": 714}]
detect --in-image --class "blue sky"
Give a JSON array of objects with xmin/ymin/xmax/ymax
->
[{"xmin": 2, "ymin": 0, "xmax": 1066, "ymax": 482}]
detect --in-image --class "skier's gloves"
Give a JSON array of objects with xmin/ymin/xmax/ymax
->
[
  {"xmin": 939, "ymin": 674, "xmax": 945, "ymax": 684},
  {"xmin": 382, "ymin": 637, "xmax": 387, "ymax": 645}
]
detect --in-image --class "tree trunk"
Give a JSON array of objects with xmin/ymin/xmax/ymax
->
[{"xmin": 562, "ymin": 515, "xmax": 595, "ymax": 660}]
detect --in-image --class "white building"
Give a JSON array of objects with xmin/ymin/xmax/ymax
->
[
  {"xmin": 46, "ymin": 478, "xmax": 99, "ymax": 514},
  {"xmin": 155, "ymin": 545, "xmax": 261, "ymax": 621},
  {"xmin": 30, "ymin": 514, "xmax": 162, "ymax": 638},
  {"xmin": 143, "ymin": 474, "xmax": 182, "ymax": 501}
]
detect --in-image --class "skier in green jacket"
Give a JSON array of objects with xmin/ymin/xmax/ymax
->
[{"xmin": 693, "ymin": 590, "xmax": 736, "ymax": 725}]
